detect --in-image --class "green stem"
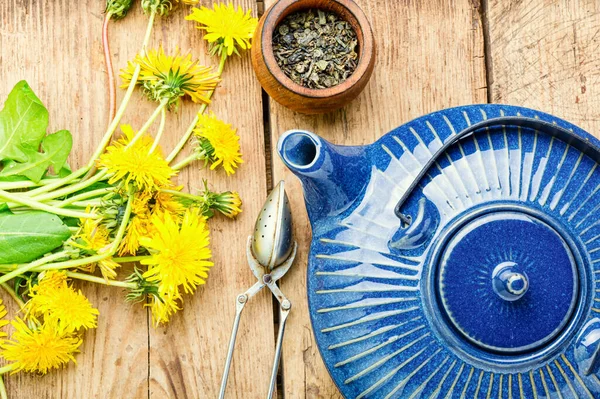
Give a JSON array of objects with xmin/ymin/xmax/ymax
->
[
  {"xmin": 0, "ymin": 365, "xmax": 15, "ymax": 376},
  {"xmin": 52, "ymin": 187, "xmax": 114, "ymax": 208},
  {"xmin": 160, "ymin": 188, "xmax": 202, "ymax": 202},
  {"xmin": 32, "ymin": 170, "xmax": 109, "ymax": 202},
  {"xmin": 0, "ymin": 282, "xmax": 25, "ymax": 309},
  {"xmin": 171, "ymin": 152, "xmax": 199, "ymax": 171},
  {"xmin": 0, "ymin": 189, "xmax": 99, "ymax": 219},
  {"xmin": 126, "ymin": 98, "xmax": 168, "ymax": 149},
  {"xmin": 166, "ymin": 51, "xmax": 228, "ymax": 163},
  {"xmin": 35, "ymin": 192, "xmax": 133, "ymax": 272},
  {"xmin": 0, "ymin": 251, "xmax": 71, "ymax": 286},
  {"xmin": 149, "ymin": 107, "xmax": 167, "ymax": 154},
  {"xmin": 0, "ymin": 374, "xmax": 6, "ymax": 399},
  {"xmin": 0, "ymin": 176, "xmax": 81, "ymax": 191},
  {"xmin": 84, "ymin": 10, "xmax": 157, "ymax": 173},
  {"xmin": 113, "ymin": 255, "xmax": 150, "ymax": 263},
  {"xmin": 67, "ymin": 200, "xmax": 103, "ymax": 208},
  {"xmin": 24, "ymin": 167, "xmax": 89, "ymax": 197},
  {"xmin": 65, "ymin": 271, "xmax": 135, "ymax": 289}
]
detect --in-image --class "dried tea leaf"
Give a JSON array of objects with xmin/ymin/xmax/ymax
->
[{"xmin": 272, "ymin": 9, "xmax": 358, "ymax": 89}]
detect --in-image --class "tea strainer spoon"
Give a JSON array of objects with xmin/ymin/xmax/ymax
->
[{"xmin": 219, "ymin": 181, "xmax": 297, "ymax": 399}]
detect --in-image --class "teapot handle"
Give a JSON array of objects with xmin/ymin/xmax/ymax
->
[{"xmin": 394, "ymin": 116, "xmax": 600, "ymax": 225}]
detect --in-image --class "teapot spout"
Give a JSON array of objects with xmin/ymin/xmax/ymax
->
[{"xmin": 277, "ymin": 130, "xmax": 370, "ymax": 221}]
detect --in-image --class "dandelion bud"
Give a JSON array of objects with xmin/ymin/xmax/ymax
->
[
  {"xmin": 106, "ymin": 0, "xmax": 133, "ymax": 19},
  {"xmin": 210, "ymin": 191, "xmax": 243, "ymax": 218},
  {"xmin": 141, "ymin": 0, "xmax": 174, "ymax": 16}
]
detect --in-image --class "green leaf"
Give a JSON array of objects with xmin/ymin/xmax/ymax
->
[
  {"xmin": 0, "ymin": 81, "xmax": 49, "ymax": 163},
  {"xmin": 58, "ymin": 163, "xmax": 72, "ymax": 178},
  {"xmin": 0, "ymin": 211, "xmax": 71, "ymax": 264},
  {"xmin": 0, "ymin": 130, "xmax": 72, "ymax": 182},
  {"xmin": 0, "ymin": 204, "xmax": 11, "ymax": 215}
]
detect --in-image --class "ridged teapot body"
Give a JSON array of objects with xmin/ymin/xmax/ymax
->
[{"xmin": 277, "ymin": 104, "xmax": 600, "ymax": 399}]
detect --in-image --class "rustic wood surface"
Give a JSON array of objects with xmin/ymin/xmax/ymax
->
[{"xmin": 0, "ymin": 0, "xmax": 599, "ymax": 397}]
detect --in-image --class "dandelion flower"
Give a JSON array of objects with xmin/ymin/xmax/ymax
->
[
  {"xmin": 152, "ymin": 189, "xmax": 185, "ymax": 218},
  {"xmin": 192, "ymin": 181, "xmax": 242, "ymax": 218},
  {"xmin": 71, "ymin": 217, "xmax": 121, "ymax": 280},
  {"xmin": 121, "ymin": 47, "xmax": 220, "ymax": 107},
  {"xmin": 211, "ymin": 191, "xmax": 242, "ymax": 218},
  {"xmin": 0, "ymin": 300, "xmax": 8, "ymax": 343},
  {"xmin": 193, "ymin": 112, "xmax": 243, "ymax": 175},
  {"xmin": 120, "ymin": 215, "xmax": 149, "ymax": 256},
  {"xmin": 141, "ymin": 209, "xmax": 213, "ymax": 295},
  {"xmin": 1, "ymin": 318, "xmax": 82, "ymax": 374},
  {"xmin": 27, "ymin": 271, "xmax": 99, "ymax": 332},
  {"xmin": 98, "ymin": 124, "xmax": 176, "ymax": 192},
  {"xmin": 186, "ymin": 3, "xmax": 258, "ymax": 56},
  {"xmin": 119, "ymin": 189, "xmax": 186, "ymax": 255},
  {"xmin": 148, "ymin": 291, "xmax": 182, "ymax": 327}
]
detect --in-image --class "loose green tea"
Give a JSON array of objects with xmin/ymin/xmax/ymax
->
[{"xmin": 272, "ymin": 9, "xmax": 358, "ymax": 89}]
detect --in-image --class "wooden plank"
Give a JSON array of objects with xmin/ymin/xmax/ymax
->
[
  {"xmin": 266, "ymin": 0, "xmax": 487, "ymax": 396},
  {"xmin": 0, "ymin": 1, "xmax": 150, "ymax": 397},
  {"xmin": 146, "ymin": 1, "xmax": 275, "ymax": 398},
  {"xmin": 487, "ymin": 0, "xmax": 600, "ymax": 134},
  {"xmin": 0, "ymin": 1, "xmax": 274, "ymax": 398}
]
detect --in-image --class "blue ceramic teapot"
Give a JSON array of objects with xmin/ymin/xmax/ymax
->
[{"xmin": 277, "ymin": 104, "xmax": 600, "ymax": 398}]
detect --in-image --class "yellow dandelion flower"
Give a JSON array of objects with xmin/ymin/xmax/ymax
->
[
  {"xmin": 212, "ymin": 191, "xmax": 242, "ymax": 218},
  {"xmin": 120, "ymin": 215, "xmax": 148, "ymax": 256},
  {"xmin": 32, "ymin": 270, "xmax": 67, "ymax": 291},
  {"xmin": 186, "ymin": 3, "xmax": 258, "ymax": 56},
  {"xmin": 121, "ymin": 47, "xmax": 220, "ymax": 107},
  {"xmin": 141, "ymin": 209, "xmax": 213, "ymax": 295},
  {"xmin": 98, "ymin": 124, "xmax": 176, "ymax": 192},
  {"xmin": 193, "ymin": 112, "xmax": 243, "ymax": 175},
  {"xmin": 1, "ymin": 318, "xmax": 82, "ymax": 374},
  {"xmin": 194, "ymin": 181, "xmax": 242, "ymax": 218},
  {"xmin": 0, "ymin": 299, "xmax": 8, "ymax": 343},
  {"xmin": 148, "ymin": 291, "xmax": 182, "ymax": 327},
  {"xmin": 152, "ymin": 189, "xmax": 185, "ymax": 217},
  {"xmin": 27, "ymin": 271, "xmax": 99, "ymax": 332},
  {"xmin": 71, "ymin": 217, "xmax": 120, "ymax": 280},
  {"xmin": 119, "ymin": 193, "xmax": 152, "ymax": 255},
  {"xmin": 119, "ymin": 189, "xmax": 185, "ymax": 255}
]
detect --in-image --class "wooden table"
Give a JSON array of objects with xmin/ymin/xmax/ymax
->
[{"xmin": 0, "ymin": 0, "xmax": 598, "ymax": 397}]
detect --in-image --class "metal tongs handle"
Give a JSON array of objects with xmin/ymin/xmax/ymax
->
[
  {"xmin": 218, "ymin": 281, "xmax": 261, "ymax": 399},
  {"xmin": 267, "ymin": 282, "xmax": 291, "ymax": 399},
  {"xmin": 219, "ymin": 241, "xmax": 297, "ymax": 399}
]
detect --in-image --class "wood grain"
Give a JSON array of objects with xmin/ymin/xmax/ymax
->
[
  {"xmin": 0, "ymin": 1, "xmax": 150, "ymax": 397},
  {"xmin": 4, "ymin": 0, "xmax": 598, "ymax": 397},
  {"xmin": 146, "ymin": 2, "xmax": 275, "ymax": 398},
  {"xmin": 266, "ymin": 0, "xmax": 487, "ymax": 396},
  {"xmin": 487, "ymin": 0, "xmax": 600, "ymax": 134},
  {"xmin": 0, "ymin": 1, "xmax": 273, "ymax": 398}
]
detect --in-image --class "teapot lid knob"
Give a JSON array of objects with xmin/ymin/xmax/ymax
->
[{"xmin": 492, "ymin": 262, "xmax": 529, "ymax": 302}]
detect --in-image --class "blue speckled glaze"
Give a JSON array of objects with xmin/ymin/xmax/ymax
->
[
  {"xmin": 277, "ymin": 105, "xmax": 600, "ymax": 398},
  {"xmin": 438, "ymin": 211, "xmax": 578, "ymax": 353}
]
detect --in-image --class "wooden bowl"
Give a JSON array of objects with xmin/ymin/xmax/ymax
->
[{"xmin": 251, "ymin": 0, "xmax": 376, "ymax": 114}]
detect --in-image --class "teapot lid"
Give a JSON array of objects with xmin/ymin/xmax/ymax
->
[
  {"xmin": 437, "ymin": 211, "xmax": 579, "ymax": 354},
  {"xmin": 302, "ymin": 105, "xmax": 600, "ymax": 398}
]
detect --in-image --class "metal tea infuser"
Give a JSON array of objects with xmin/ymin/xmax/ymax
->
[{"xmin": 219, "ymin": 181, "xmax": 297, "ymax": 399}]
